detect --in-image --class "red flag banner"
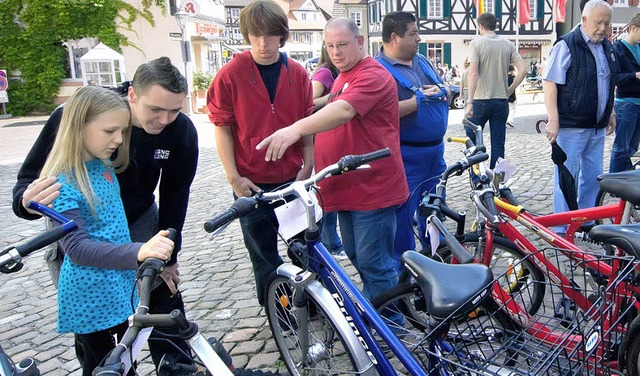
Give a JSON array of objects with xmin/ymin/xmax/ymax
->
[
  {"xmin": 555, "ymin": 0, "xmax": 568, "ymax": 23},
  {"xmin": 519, "ymin": 0, "xmax": 531, "ymax": 24}
]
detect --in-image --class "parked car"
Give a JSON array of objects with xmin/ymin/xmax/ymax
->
[
  {"xmin": 448, "ymin": 83, "xmax": 465, "ymax": 109},
  {"xmin": 304, "ymin": 57, "xmax": 319, "ymax": 73}
]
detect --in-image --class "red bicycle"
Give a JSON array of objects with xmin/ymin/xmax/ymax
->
[{"xmin": 421, "ymin": 121, "xmax": 640, "ymax": 374}]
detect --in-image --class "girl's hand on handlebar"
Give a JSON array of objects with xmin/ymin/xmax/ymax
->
[
  {"xmin": 22, "ymin": 176, "xmax": 62, "ymax": 215},
  {"xmin": 138, "ymin": 230, "xmax": 174, "ymax": 262}
]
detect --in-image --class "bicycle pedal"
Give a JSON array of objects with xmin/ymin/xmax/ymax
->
[
  {"xmin": 157, "ymin": 354, "xmax": 198, "ymax": 376},
  {"xmin": 554, "ymin": 298, "xmax": 576, "ymax": 328}
]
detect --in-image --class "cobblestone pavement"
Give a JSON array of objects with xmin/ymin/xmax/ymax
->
[{"xmin": 0, "ymin": 101, "xmax": 614, "ymax": 375}]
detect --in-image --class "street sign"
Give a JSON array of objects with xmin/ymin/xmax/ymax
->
[
  {"xmin": 170, "ymin": 32, "xmax": 183, "ymax": 38},
  {"xmin": 0, "ymin": 77, "xmax": 7, "ymax": 92},
  {"xmin": 0, "ymin": 91, "xmax": 8, "ymax": 104}
]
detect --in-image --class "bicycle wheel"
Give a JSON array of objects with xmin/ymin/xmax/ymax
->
[
  {"xmin": 626, "ymin": 331, "xmax": 640, "ymax": 376},
  {"xmin": 595, "ymin": 189, "xmax": 640, "ymax": 225},
  {"xmin": 400, "ymin": 233, "xmax": 545, "ymax": 316},
  {"xmin": 372, "ymin": 282, "xmax": 520, "ymax": 374},
  {"xmin": 265, "ymin": 274, "xmax": 370, "ymax": 376}
]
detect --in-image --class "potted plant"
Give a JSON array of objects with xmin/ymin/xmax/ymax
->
[{"xmin": 193, "ymin": 71, "xmax": 214, "ymax": 99}]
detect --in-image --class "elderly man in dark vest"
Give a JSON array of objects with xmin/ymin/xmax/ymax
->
[{"xmin": 543, "ymin": 0, "xmax": 618, "ymax": 230}]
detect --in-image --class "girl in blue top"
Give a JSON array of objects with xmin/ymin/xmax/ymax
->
[{"xmin": 39, "ymin": 86, "xmax": 174, "ymax": 376}]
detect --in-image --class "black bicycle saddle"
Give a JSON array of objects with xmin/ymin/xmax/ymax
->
[
  {"xmin": 589, "ymin": 223, "xmax": 640, "ymax": 259},
  {"xmin": 401, "ymin": 251, "xmax": 493, "ymax": 320},
  {"xmin": 597, "ymin": 169, "xmax": 640, "ymax": 206}
]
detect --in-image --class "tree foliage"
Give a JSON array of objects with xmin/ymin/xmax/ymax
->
[{"xmin": 0, "ymin": 0, "xmax": 165, "ymax": 115}]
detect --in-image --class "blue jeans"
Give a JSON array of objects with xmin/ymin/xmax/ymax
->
[
  {"xmin": 235, "ymin": 183, "xmax": 291, "ymax": 306},
  {"xmin": 610, "ymin": 101, "xmax": 640, "ymax": 173},
  {"xmin": 338, "ymin": 207, "xmax": 398, "ymax": 302},
  {"xmin": 394, "ymin": 143, "xmax": 446, "ymax": 272},
  {"xmin": 321, "ymin": 211, "xmax": 343, "ymax": 253},
  {"xmin": 554, "ymin": 128, "xmax": 604, "ymax": 217},
  {"xmin": 465, "ymin": 99, "xmax": 509, "ymax": 168}
]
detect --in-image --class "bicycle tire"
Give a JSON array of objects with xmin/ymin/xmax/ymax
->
[
  {"xmin": 265, "ymin": 272, "xmax": 374, "ymax": 376},
  {"xmin": 400, "ymin": 233, "xmax": 546, "ymax": 316},
  {"xmin": 626, "ymin": 332, "xmax": 640, "ymax": 376},
  {"xmin": 594, "ymin": 189, "xmax": 640, "ymax": 225},
  {"xmin": 371, "ymin": 282, "xmax": 521, "ymax": 374}
]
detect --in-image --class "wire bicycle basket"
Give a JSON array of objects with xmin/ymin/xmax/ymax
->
[{"xmin": 390, "ymin": 248, "xmax": 639, "ymax": 375}]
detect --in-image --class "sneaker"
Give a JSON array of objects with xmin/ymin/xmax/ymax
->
[{"xmin": 331, "ymin": 250, "xmax": 349, "ymax": 261}]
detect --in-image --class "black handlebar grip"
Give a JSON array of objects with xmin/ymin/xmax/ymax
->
[
  {"xmin": 339, "ymin": 148, "xmax": 391, "ymax": 173},
  {"xmin": 500, "ymin": 187, "xmax": 522, "ymax": 207},
  {"xmin": 461, "ymin": 119, "xmax": 485, "ymax": 150},
  {"xmin": 204, "ymin": 208, "xmax": 236, "ymax": 233},
  {"xmin": 204, "ymin": 196, "xmax": 257, "ymax": 233},
  {"xmin": 15, "ymin": 225, "xmax": 75, "ymax": 258},
  {"xmin": 481, "ymin": 191, "xmax": 501, "ymax": 224},
  {"xmin": 465, "ymin": 153, "xmax": 490, "ymax": 167},
  {"xmin": 444, "ymin": 232, "xmax": 475, "ymax": 264},
  {"xmin": 166, "ymin": 228, "xmax": 178, "ymax": 242}
]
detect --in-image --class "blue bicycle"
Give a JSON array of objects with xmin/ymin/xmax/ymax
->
[
  {"xmin": 0, "ymin": 202, "xmax": 77, "ymax": 376},
  {"xmin": 204, "ymin": 150, "xmax": 577, "ymax": 375}
]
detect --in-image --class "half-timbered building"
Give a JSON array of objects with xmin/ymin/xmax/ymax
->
[{"xmin": 367, "ymin": 0, "xmax": 556, "ymax": 73}]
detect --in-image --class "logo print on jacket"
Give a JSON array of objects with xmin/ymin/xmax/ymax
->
[{"xmin": 154, "ymin": 149, "xmax": 171, "ymax": 160}]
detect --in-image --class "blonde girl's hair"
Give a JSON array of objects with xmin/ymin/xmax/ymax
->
[{"xmin": 40, "ymin": 86, "xmax": 131, "ymax": 212}]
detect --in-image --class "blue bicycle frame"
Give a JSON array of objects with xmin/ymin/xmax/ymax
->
[
  {"xmin": 301, "ymin": 234, "xmax": 427, "ymax": 375},
  {"xmin": 281, "ymin": 182, "xmax": 427, "ymax": 375}
]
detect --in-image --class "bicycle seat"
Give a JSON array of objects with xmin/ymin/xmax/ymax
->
[
  {"xmin": 597, "ymin": 169, "xmax": 640, "ymax": 205},
  {"xmin": 401, "ymin": 251, "xmax": 494, "ymax": 320},
  {"xmin": 589, "ymin": 223, "xmax": 640, "ymax": 259}
]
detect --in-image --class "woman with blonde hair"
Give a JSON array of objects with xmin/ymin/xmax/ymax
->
[{"xmin": 40, "ymin": 85, "xmax": 174, "ymax": 376}]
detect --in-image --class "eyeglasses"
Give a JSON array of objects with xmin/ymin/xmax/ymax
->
[{"xmin": 324, "ymin": 37, "xmax": 357, "ymax": 52}]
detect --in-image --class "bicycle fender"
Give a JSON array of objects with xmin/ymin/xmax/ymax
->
[{"xmin": 275, "ymin": 264, "xmax": 377, "ymax": 375}]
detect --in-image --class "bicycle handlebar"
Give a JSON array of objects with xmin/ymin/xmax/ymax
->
[
  {"xmin": 0, "ymin": 202, "xmax": 77, "ymax": 272},
  {"xmin": 96, "ymin": 229, "xmax": 183, "ymax": 375},
  {"xmin": 461, "ymin": 119, "xmax": 486, "ymax": 153},
  {"xmin": 204, "ymin": 148, "xmax": 392, "ymax": 233}
]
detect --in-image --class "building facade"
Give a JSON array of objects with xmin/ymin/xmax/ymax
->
[{"xmin": 367, "ymin": 0, "xmax": 556, "ymax": 75}]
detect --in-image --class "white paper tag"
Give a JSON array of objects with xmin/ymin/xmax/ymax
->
[
  {"xmin": 494, "ymin": 158, "xmax": 516, "ymax": 184},
  {"xmin": 426, "ymin": 220, "xmax": 440, "ymax": 256},
  {"xmin": 120, "ymin": 327, "xmax": 153, "ymax": 373},
  {"xmin": 274, "ymin": 193, "xmax": 323, "ymax": 240}
]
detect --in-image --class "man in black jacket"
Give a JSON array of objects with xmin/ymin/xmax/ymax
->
[
  {"xmin": 543, "ymin": 0, "xmax": 617, "ymax": 221},
  {"xmin": 609, "ymin": 13, "xmax": 640, "ymax": 173},
  {"xmin": 12, "ymin": 57, "xmax": 199, "ymax": 373}
]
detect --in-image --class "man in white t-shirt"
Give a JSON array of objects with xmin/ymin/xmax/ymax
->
[{"xmin": 465, "ymin": 12, "xmax": 527, "ymax": 168}]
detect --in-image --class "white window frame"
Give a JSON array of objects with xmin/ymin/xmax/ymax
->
[
  {"xmin": 428, "ymin": 0, "xmax": 444, "ymax": 19},
  {"xmin": 426, "ymin": 42, "xmax": 444, "ymax": 65},
  {"xmin": 613, "ymin": 0, "xmax": 628, "ymax": 6},
  {"xmin": 484, "ymin": 0, "xmax": 495, "ymax": 14},
  {"xmin": 350, "ymin": 10, "xmax": 363, "ymax": 28},
  {"xmin": 529, "ymin": 0, "xmax": 537, "ymax": 20}
]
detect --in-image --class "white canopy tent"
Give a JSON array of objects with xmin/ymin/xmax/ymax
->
[{"xmin": 80, "ymin": 43, "xmax": 126, "ymax": 87}]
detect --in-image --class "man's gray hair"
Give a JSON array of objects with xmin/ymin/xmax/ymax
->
[
  {"xmin": 325, "ymin": 17, "xmax": 360, "ymax": 37},
  {"xmin": 582, "ymin": 0, "xmax": 612, "ymax": 18}
]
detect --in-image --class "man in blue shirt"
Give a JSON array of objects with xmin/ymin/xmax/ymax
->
[
  {"xmin": 375, "ymin": 11, "xmax": 448, "ymax": 270},
  {"xmin": 543, "ymin": 0, "xmax": 617, "ymax": 219}
]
